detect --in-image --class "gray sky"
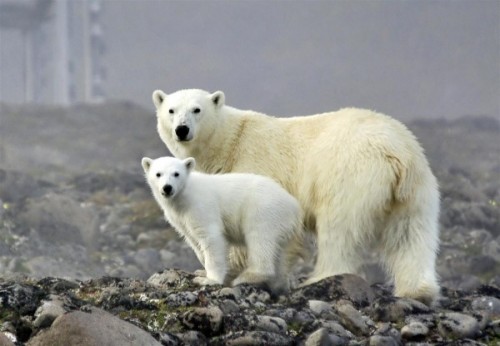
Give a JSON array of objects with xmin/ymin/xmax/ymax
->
[{"xmin": 1, "ymin": 0, "xmax": 499, "ymax": 120}]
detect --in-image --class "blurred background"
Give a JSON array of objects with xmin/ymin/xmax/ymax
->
[
  {"xmin": 0, "ymin": 0, "xmax": 499, "ymax": 289},
  {"xmin": 1, "ymin": 0, "xmax": 498, "ymax": 118}
]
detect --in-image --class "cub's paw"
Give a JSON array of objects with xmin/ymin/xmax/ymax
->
[{"xmin": 193, "ymin": 276, "xmax": 222, "ymax": 286}]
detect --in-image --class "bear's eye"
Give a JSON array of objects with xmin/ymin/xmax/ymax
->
[
  {"xmin": 193, "ymin": 108, "xmax": 200, "ymax": 114},
  {"xmin": 173, "ymin": 172, "xmax": 179, "ymax": 177},
  {"xmin": 168, "ymin": 109, "xmax": 174, "ymax": 114},
  {"xmin": 156, "ymin": 172, "xmax": 161, "ymax": 178}
]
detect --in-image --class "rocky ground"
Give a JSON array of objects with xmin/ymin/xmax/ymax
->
[{"xmin": 0, "ymin": 102, "xmax": 499, "ymax": 344}]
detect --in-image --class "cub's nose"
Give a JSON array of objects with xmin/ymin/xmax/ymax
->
[
  {"xmin": 162, "ymin": 184, "xmax": 173, "ymax": 196},
  {"xmin": 175, "ymin": 125, "xmax": 190, "ymax": 141}
]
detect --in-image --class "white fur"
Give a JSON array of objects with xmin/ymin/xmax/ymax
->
[
  {"xmin": 142, "ymin": 156, "xmax": 302, "ymax": 292},
  {"xmin": 152, "ymin": 88, "xmax": 441, "ymax": 304}
]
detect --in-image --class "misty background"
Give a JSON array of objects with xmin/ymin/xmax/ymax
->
[
  {"xmin": 1, "ymin": 0, "xmax": 499, "ymax": 119},
  {"xmin": 0, "ymin": 1, "xmax": 499, "ymax": 287}
]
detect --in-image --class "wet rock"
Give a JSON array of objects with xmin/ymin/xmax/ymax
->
[{"xmin": 27, "ymin": 307, "xmax": 161, "ymax": 346}]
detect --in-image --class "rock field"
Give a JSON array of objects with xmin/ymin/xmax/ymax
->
[{"xmin": 0, "ymin": 102, "xmax": 499, "ymax": 344}]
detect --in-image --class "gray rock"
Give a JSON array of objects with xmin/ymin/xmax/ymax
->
[
  {"xmin": 335, "ymin": 301, "xmax": 371, "ymax": 336},
  {"xmin": 181, "ymin": 306, "xmax": 224, "ymax": 336},
  {"xmin": 166, "ymin": 291, "xmax": 198, "ymax": 307},
  {"xmin": 33, "ymin": 295, "xmax": 66, "ymax": 328},
  {"xmin": 404, "ymin": 314, "xmax": 435, "ymax": 328},
  {"xmin": 471, "ymin": 296, "xmax": 500, "ymax": 315},
  {"xmin": 309, "ymin": 300, "xmax": 334, "ymax": 317},
  {"xmin": 437, "ymin": 312, "xmax": 480, "ymax": 339},
  {"xmin": 147, "ymin": 268, "xmax": 194, "ymax": 287},
  {"xmin": 374, "ymin": 323, "xmax": 402, "ymax": 344},
  {"xmin": 401, "ymin": 322, "xmax": 429, "ymax": 340},
  {"xmin": 254, "ymin": 315, "xmax": 288, "ymax": 334},
  {"xmin": 220, "ymin": 331, "xmax": 292, "ymax": 345},
  {"xmin": 370, "ymin": 297, "xmax": 431, "ymax": 323},
  {"xmin": 293, "ymin": 274, "xmax": 375, "ymax": 308},
  {"xmin": 174, "ymin": 331, "xmax": 207, "ymax": 346},
  {"xmin": 219, "ymin": 299, "xmax": 241, "ymax": 314},
  {"xmin": 158, "ymin": 332, "xmax": 181, "ymax": 346},
  {"xmin": 305, "ymin": 328, "xmax": 348, "ymax": 346},
  {"xmin": 320, "ymin": 320, "xmax": 353, "ymax": 339},
  {"xmin": 369, "ymin": 335, "xmax": 400, "ymax": 346},
  {"xmin": 216, "ymin": 286, "xmax": 242, "ymax": 300},
  {"xmin": 27, "ymin": 307, "xmax": 161, "ymax": 346},
  {"xmin": 0, "ymin": 332, "xmax": 15, "ymax": 346}
]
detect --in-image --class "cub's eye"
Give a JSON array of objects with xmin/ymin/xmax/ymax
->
[
  {"xmin": 193, "ymin": 108, "xmax": 200, "ymax": 114},
  {"xmin": 173, "ymin": 172, "xmax": 179, "ymax": 177},
  {"xmin": 156, "ymin": 173, "xmax": 161, "ymax": 177},
  {"xmin": 168, "ymin": 109, "xmax": 174, "ymax": 114}
]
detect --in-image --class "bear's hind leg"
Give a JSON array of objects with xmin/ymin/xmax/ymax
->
[
  {"xmin": 303, "ymin": 214, "xmax": 366, "ymax": 285},
  {"xmin": 381, "ymin": 207, "xmax": 440, "ymax": 305}
]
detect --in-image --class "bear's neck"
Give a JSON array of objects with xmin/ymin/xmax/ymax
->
[{"xmin": 192, "ymin": 106, "xmax": 261, "ymax": 174}]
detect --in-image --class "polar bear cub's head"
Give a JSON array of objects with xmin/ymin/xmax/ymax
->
[
  {"xmin": 153, "ymin": 89, "xmax": 225, "ymax": 143},
  {"xmin": 142, "ymin": 156, "xmax": 196, "ymax": 199}
]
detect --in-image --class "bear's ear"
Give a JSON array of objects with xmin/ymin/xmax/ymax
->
[
  {"xmin": 152, "ymin": 90, "xmax": 167, "ymax": 109},
  {"xmin": 141, "ymin": 157, "xmax": 153, "ymax": 173},
  {"xmin": 184, "ymin": 157, "xmax": 196, "ymax": 172},
  {"xmin": 210, "ymin": 91, "xmax": 225, "ymax": 109}
]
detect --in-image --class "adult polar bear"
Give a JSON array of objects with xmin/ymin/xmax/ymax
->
[{"xmin": 152, "ymin": 88, "xmax": 440, "ymax": 304}]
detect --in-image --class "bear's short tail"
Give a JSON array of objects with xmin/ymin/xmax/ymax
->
[{"xmin": 387, "ymin": 155, "xmax": 419, "ymax": 203}]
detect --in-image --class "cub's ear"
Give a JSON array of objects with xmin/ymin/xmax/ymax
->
[
  {"xmin": 141, "ymin": 157, "xmax": 153, "ymax": 173},
  {"xmin": 210, "ymin": 91, "xmax": 225, "ymax": 109},
  {"xmin": 184, "ymin": 157, "xmax": 196, "ymax": 172},
  {"xmin": 152, "ymin": 90, "xmax": 167, "ymax": 109}
]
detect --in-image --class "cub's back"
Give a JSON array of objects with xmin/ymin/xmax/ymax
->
[{"xmin": 189, "ymin": 172, "xmax": 299, "ymax": 215}]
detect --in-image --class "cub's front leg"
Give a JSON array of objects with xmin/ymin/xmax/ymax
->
[{"xmin": 192, "ymin": 223, "xmax": 228, "ymax": 286}]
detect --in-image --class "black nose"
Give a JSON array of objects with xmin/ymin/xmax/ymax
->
[
  {"xmin": 175, "ymin": 125, "xmax": 190, "ymax": 141},
  {"xmin": 163, "ymin": 184, "xmax": 173, "ymax": 196}
]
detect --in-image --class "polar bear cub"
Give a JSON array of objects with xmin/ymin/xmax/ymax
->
[{"xmin": 142, "ymin": 156, "xmax": 302, "ymax": 292}]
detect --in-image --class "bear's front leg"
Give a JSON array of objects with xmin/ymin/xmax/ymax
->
[{"xmin": 194, "ymin": 225, "xmax": 228, "ymax": 285}]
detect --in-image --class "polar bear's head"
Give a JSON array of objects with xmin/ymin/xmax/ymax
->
[
  {"xmin": 152, "ymin": 89, "xmax": 225, "ymax": 144},
  {"xmin": 142, "ymin": 156, "xmax": 196, "ymax": 199}
]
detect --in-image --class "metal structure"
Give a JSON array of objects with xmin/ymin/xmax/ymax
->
[{"xmin": 0, "ymin": 0, "xmax": 106, "ymax": 104}]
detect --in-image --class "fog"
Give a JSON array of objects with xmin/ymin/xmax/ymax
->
[{"xmin": 1, "ymin": 0, "xmax": 499, "ymax": 120}]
